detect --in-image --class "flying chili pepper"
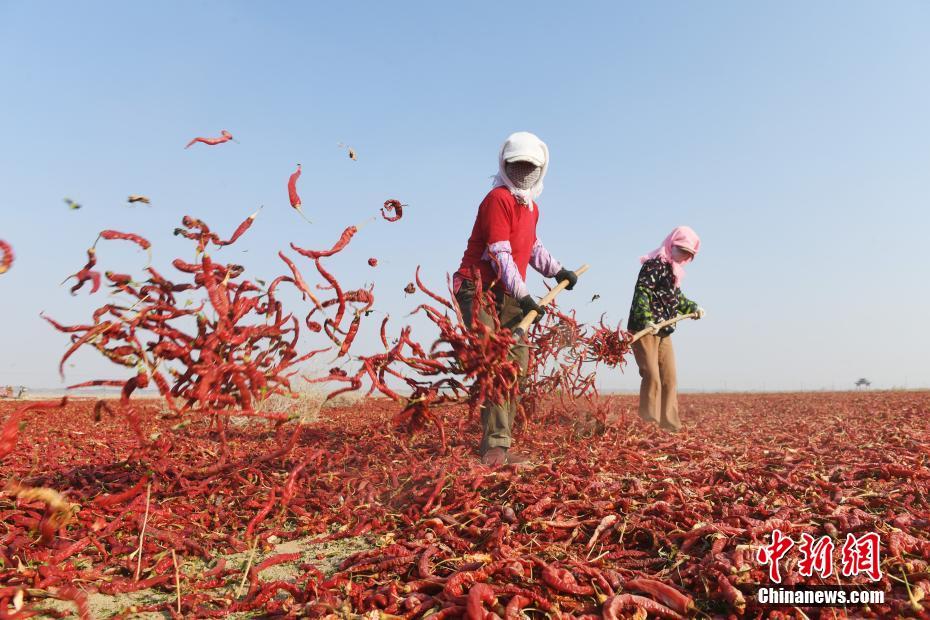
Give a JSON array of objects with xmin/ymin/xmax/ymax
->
[
  {"xmin": 367, "ymin": 258, "xmax": 378, "ymax": 267},
  {"xmin": 590, "ymin": 294, "xmax": 601, "ymax": 302},
  {"xmin": 290, "ymin": 225, "xmax": 357, "ymax": 260},
  {"xmin": 63, "ymin": 248, "xmax": 101, "ymax": 295},
  {"xmin": 96, "ymin": 230, "xmax": 153, "ymax": 264},
  {"xmin": 64, "ymin": 198, "xmax": 82, "ymax": 210},
  {"xmin": 287, "ymin": 164, "xmax": 312, "ymax": 223},
  {"xmin": 222, "ymin": 207, "xmax": 261, "ymax": 246},
  {"xmin": 404, "ymin": 282, "xmax": 416, "ymax": 295},
  {"xmin": 96, "ymin": 230, "xmax": 152, "ymax": 252},
  {"xmin": 381, "ymin": 199, "xmax": 404, "ymax": 222},
  {"xmin": 0, "ymin": 240, "xmax": 12, "ymax": 275},
  {"xmin": 127, "ymin": 195, "xmax": 151, "ymax": 205},
  {"xmin": 185, "ymin": 130, "xmax": 235, "ymax": 149}
]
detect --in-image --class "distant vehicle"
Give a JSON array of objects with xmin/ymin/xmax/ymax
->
[{"xmin": 855, "ymin": 378, "xmax": 871, "ymax": 389}]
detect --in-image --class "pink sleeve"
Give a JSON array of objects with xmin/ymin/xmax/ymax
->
[
  {"xmin": 529, "ymin": 239, "xmax": 562, "ymax": 277},
  {"xmin": 486, "ymin": 241, "xmax": 529, "ymax": 299}
]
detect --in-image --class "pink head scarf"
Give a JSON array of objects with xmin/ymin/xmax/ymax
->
[{"xmin": 640, "ymin": 226, "xmax": 701, "ymax": 288}]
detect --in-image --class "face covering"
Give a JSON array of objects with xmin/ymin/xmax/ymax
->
[
  {"xmin": 640, "ymin": 226, "xmax": 701, "ymax": 288},
  {"xmin": 491, "ymin": 131, "xmax": 549, "ymax": 209},
  {"xmin": 504, "ymin": 160, "xmax": 542, "ymax": 190}
]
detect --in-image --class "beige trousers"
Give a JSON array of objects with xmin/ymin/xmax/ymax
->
[{"xmin": 631, "ymin": 334, "xmax": 681, "ymax": 431}]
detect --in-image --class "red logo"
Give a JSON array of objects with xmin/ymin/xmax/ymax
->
[{"xmin": 756, "ymin": 529, "xmax": 794, "ymax": 583}]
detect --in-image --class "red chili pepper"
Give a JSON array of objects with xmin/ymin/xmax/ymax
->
[
  {"xmin": 219, "ymin": 208, "xmax": 261, "ymax": 246},
  {"xmin": 64, "ymin": 248, "xmax": 102, "ymax": 295},
  {"xmin": 245, "ymin": 487, "xmax": 278, "ymax": 539},
  {"xmin": 185, "ymin": 129, "xmax": 235, "ymax": 149},
  {"xmin": 466, "ymin": 583, "xmax": 496, "ymax": 620},
  {"xmin": 380, "ymin": 199, "xmax": 404, "ymax": 222},
  {"xmin": 623, "ymin": 579, "xmax": 695, "ymax": 616},
  {"xmin": 602, "ymin": 594, "xmax": 685, "ymax": 620},
  {"xmin": 368, "ymin": 257, "xmax": 378, "ymax": 267},
  {"xmin": 96, "ymin": 230, "xmax": 152, "ymax": 251},
  {"xmin": 94, "ymin": 475, "xmax": 151, "ymax": 507},
  {"xmin": 290, "ymin": 225, "xmax": 358, "ymax": 260},
  {"xmin": 0, "ymin": 240, "xmax": 13, "ymax": 275},
  {"xmin": 287, "ymin": 164, "xmax": 311, "ymax": 223},
  {"xmin": 277, "ymin": 251, "xmax": 323, "ymax": 310},
  {"xmin": 337, "ymin": 313, "xmax": 362, "ymax": 358}
]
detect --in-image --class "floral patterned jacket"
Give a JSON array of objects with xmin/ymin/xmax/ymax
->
[{"xmin": 627, "ymin": 258, "xmax": 698, "ymax": 337}]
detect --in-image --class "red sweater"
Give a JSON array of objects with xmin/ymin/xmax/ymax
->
[{"xmin": 455, "ymin": 187, "xmax": 539, "ymax": 291}]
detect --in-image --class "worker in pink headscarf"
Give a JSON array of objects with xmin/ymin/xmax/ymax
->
[{"xmin": 627, "ymin": 226, "xmax": 705, "ymax": 432}]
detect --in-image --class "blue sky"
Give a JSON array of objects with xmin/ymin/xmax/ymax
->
[{"xmin": 1, "ymin": 1, "xmax": 928, "ymax": 391}]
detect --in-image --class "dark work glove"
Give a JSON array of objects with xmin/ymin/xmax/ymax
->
[
  {"xmin": 554, "ymin": 268, "xmax": 577, "ymax": 290},
  {"xmin": 518, "ymin": 295, "xmax": 545, "ymax": 321}
]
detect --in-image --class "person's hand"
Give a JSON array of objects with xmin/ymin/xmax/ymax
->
[
  {"xmin": 695, "ymin": 307, "xmax": 706, "ymax": 320},
  {"xmin": 518, "ymin": 295, "xmax": 545, "ymax": 322},
  {"xmin": 646, "ymin": 321, "xmax": 660, "ymax": 335},
  {"xmin": 554, "ymin": 268, "xmax": 578, "ymax": 291}
]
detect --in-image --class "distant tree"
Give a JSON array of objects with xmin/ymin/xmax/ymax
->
[{"xmin": 855, "ymin": 378, "xmax": 871, "ymax": 389}]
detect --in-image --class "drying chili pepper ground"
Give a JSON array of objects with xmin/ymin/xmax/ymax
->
[
  {"xmin": 2, "ymin": 205, "xmax": 928, "ymax": 619},
  {"xmin": 1, "ymin": 391, "xmax": 928, "ymax": 618}
]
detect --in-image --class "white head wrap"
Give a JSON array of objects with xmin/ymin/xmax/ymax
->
[{"xmin": 491, "ymin": 131, "xmax": 549, "ymax": 211}]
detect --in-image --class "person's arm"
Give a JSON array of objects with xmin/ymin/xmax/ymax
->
[
  {"xmin": 529, "ymin": 239, "xmax": 562, "ymax": 277},
  {"xmin": 487, "ymin": 240, "xmax": 530, "ymax": 299},
  {"xmin": 677, "ymin": 290, "xmax": 698, "ymax": 315},
  {"xmin": 630, "ymin": 282, "xmax": 655, "ymax": 330},
  {"xmin": 628, "ymin": 262, "xmax": 655, "ymax": 330},
  {"xmin": 530, "ymin": 239, "xmax": 578, "ymax": 290}
]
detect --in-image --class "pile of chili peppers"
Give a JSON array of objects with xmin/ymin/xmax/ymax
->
[{"xmin": 2, "ymin": 392, "xmax": 929, "ymax": 618}]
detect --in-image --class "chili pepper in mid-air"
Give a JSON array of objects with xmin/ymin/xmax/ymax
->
[
  {"xmin": 64, "ymin": 197, "xmax": 82, "ymax": 210},
  {"xmin": 64, "ymin": 248, "xmax": 102, "ymax": 295},
  {"xmin": 127, "ymin": 195, "xmax": 151, "ymax": 205},
  {"xmin": 368, "ymin": 258, "xmax": 378, "ymax": 267},
  {"xmin": 290, "ymin": 225, "xmax": 358, "ymax": 260},
  {"xmin": 287, "ymin": 164, "xmax": 311, "ymax": 223},
  {"xmin": 185, "ymin": 130, "xmax": 235, "ymax": 149},
  {"xmin": 337, "ymin": 313, "xmax": 362, "ymax": 358},
  {"xmin": 0, "ymin": 240, "xmax": 13, "ymax": 275},
  {"xmin": 381, "ymin": 199, "xmax": 404, "ymax": 222},
  {"xmin": 221, "ymin": 208, "xmax": 261, "ymax": 246},
  {"xmin": 96, "ymin": 230, "xmax": 152, "ymax": 251},
  {"xmin": 404, "ymin": 282, "xmax": 416, "ymax": 295}
]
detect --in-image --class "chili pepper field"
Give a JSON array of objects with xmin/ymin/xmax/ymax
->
[{"xmin": 1, "ymin": 390, "xmax": 928, "ymax": 619}]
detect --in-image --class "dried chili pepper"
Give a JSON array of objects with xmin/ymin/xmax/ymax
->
[
  {"xmin": 337, "ymin": 313, "xmax": 362, "ymax": 358},
  {"xmin": 185, "ymin": 129, "xmax": 235, "ymax": 149},
  {"xmin": 368, "ymin": 258, "xmax": 378, "ymax": 267},
  {"xmin": 96, "ymin": 229, "xmax": 152, "ymax": 251},
  {"xmin": 64, "ymin": 248, "xmax": 101, "ymax": 295},
  {"xmin": 290, "ymin": 225, "xmax": 358, "ymax": 260},
  {"xmin": 287, "ymin": 164, "xmax": 311, "ymax": 223},
  {"xmin": 0, "ymin": 240, "xmax": 13, "ymax": 275},
  {"xmin": 380, "ymin": 199, "xmax": 404, "ymax": 222}
]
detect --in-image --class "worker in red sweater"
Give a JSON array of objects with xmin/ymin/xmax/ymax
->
[{"xmin": 453, "ymin": 132, "xmax": 577, "ymax": 466}]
